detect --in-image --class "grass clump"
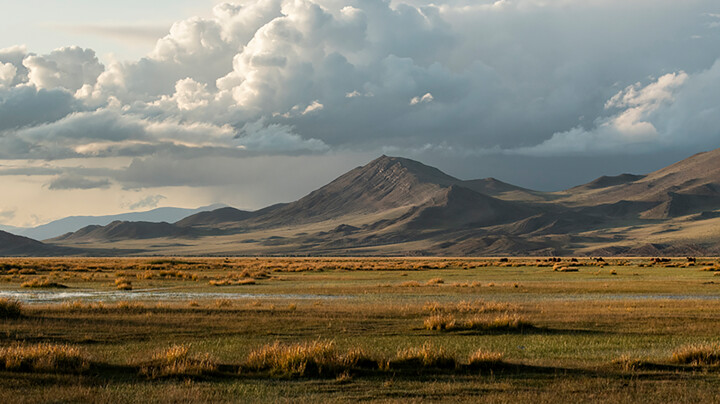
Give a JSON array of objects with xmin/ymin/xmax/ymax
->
[
  {"xmin": 140, "ymin": 344, "xmax": 218, "ymax": 379},
  {"xmin": 424, "ymin": 314, "xmax": 456, "ymax": 330},
  {"xmin": 341, "ymin": 347, "xmax": 379, "ymax": 369},
  {"xmin": 425, "ymin": 313, "xmax": 533, "ymax": 332},
  {"xmin": 391, "ymin": 342, "xmax": 456, "ymax": 369},
  {"xmin": 0, "ymin": 343, "xmax": 90, "ymax": 373},
  {"xmin": 464, "ymin": 314, "xmax": 533, "ymax": 332},
  {"xmin": 21, "ymin": 278, "xmax": 67, "ymax": 288},
  {"xmin": 467, "ymin": 349, "xmax": 504, "ymax": 368},
  {"xmin": 425, "ymin": 278, "xmax": 444, "ymax": 286},
  {"xmin": 209, "ymin": 278, "xmax": 256, "ymax": 286},
  {"xmin": 0, "ymin": 298, "xmax": 22, "ymax": 318},
  {"xmin": 611, "ymin": 354, "xmax": 650, "ymax": 372},
  {"xmin": 115, "ymin": 278, "xmax": 132, "ymax": 290},
  {"xmin": 671, "ymin": 343, "xmax": 720, "ymax": 366},
  {"xmin": 244, "ymin": 340, "xmax": 340, "ymax": 377}
]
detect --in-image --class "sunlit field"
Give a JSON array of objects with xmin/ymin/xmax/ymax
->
[{"xmin": 2, "ymin": 257, "xmax": 720, "ymax": 403}]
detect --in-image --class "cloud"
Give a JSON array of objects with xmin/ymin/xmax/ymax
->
[
  {"xmin": 1, "ymin": 0, "xmax": 720, "ymax": 194},
  {"xmin": 0, "ymin": 86, "xmax": 82, "ymax": 133},
  {"xmin": 0, "ymin": 208, "xmax": 15, "ymax": 221},
  {"xmin": 56, "ymin": 24, "xmax": 170, "ymax": 45},
  {"xmin": 236, "ymin": 119, "xmax": 329, "ymax": 152},
  {"xmin": 513, "ymin": 66, "xmax": 720, "ymax": 156},
  {"xmin": 410, "ymin": 92, "xmax": 433, "ymax": 105},
  {"xmin": 46, "ymin": 174, "xmax": 111, "ymax": 190},
  {"xmin": 23, "ymin": 46, "xmax": 104, "ymax": 91},
  {"xmin": 0, "ymin": 62, "xmax": 17, "ymax": 87},
  {"xmin": 128, "ymin": 195, "xmax": 166, "ymax": 210}
]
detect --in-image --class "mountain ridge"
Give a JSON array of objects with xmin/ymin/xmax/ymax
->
[{"xmin": 4, "ymin": 149, "xmax": 720, "ymax": 256}]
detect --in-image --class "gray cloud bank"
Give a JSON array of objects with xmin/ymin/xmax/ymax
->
[{"xmin": 1, "ymin": 0, "xmax": 720, "ymax": 192}]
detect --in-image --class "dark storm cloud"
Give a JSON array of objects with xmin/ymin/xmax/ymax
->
[
  {"xmin": 46, "ymin": 174, "xmax": 111, "ymax": 190},
  {"xmin": 1, "ymin": 0, "xmax": 720, "ymax": 191}
]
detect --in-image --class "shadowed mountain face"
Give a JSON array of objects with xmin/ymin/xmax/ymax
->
[
  {"xmin": 0, "ymin": 230, "xmax": 72, "ymax": 256},
  {"xmin": 35, "ymin": 149, "xmax": 720, "ymax": 257},
  {"xmin": 557, "ymin": 148, "xmax": 720, "ymax": 219}
]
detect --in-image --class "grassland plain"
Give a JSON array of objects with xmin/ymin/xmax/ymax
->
[{"xmin": 2, "ymin": 257, "xmax": 720, "ymax": 403}]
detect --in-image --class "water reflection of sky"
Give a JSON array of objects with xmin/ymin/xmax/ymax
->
[{"xmin": 0, "ymin": 289, "xmax": 349, "ymax": 304}]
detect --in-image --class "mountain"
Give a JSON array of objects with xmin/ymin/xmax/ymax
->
[
  {"xmin": 44, "ymin": 149, "xmax": 720, "ymax": 256},
  {"xmin": 557, "ymin": 148, "xmax": 720, "ymax": 218},
  {"xmin": 0, "ymin": 230, "xmax": 69, "ymax": 256},
  {"xmin": 2, "ymin": 205, "xmax": 225, "ymax": 241},
  {"xmin": 243, "ymin": 155, "xmax": 461, "ymax": 227},
  {"xmin": 50, "ymin": 221, "xmax": 197, "ymax": 243},
  {"xmin": 176, "ymin": 207, "xmax": 261, "ymax": 229}
]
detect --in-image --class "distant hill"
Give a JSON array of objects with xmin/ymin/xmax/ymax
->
[
  {"xmin": 1, "ymin": 205, "xmax": 225, "ymax": 241},
  {"xmin": 44, "ymin": 149, "xmax": 720, "ymax": 257},
  {"xmin": 0, "ymin": 230, "xmax": 69, "ymax": 256}
]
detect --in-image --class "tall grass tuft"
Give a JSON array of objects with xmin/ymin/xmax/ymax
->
[
  {"xmin": 0, "ymin": 343, "xmax": 90, "ymax": 373},
  {"xmin": 671, "ymin": 343, "xmax": 720, "ymax": 366},
  {"xmin": 244, "ymin": 340, "xmax": 339, "ymax": 377},
  {"xmin": 392, "ymin": 342, "xmax": 456, "ymax": 369},
  {"xmin": 21, "ymin": 278, "xmax": 67, "ymax": 288},
  {"xmin": 463, "ymin": 314, "xmax": 533, "ymax": 332},
  {"xmin": 0, "ymin": 298, "xmax": 22, "ymax": 318},
  {"xmin": 424, "ymin": 314, "xmax": 456, "ymax": 330},
  {"xmin": 467, "ymin": 349, "xmax": 504, "ymax": 368},
  {"xmin": 141, "ymin": 344, "xmax": 218, "ymax": 379},
  {"xmin": 424, "ymin": 313, "xmax": 532, "ymax": 332}
]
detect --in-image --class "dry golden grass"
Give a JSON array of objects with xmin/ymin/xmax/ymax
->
[
  {"xmin": 341, "ymin": 347, "xmax": 378, "ymax": 369},
  {"xmin": 0, "ymin": 343, "xmax": 90, "ymax": 373},
  {"xmin": 425, "ymin": 313, "xmax": 532, "ymax": 332},
  {"xmin": 392, "ymin": 342, "xmax": 456, "ymax": 369},
  {"xmin": 114, "ymin": 277, "xmax": 132, "ymax": 290},
  {"xmin": 424, "ymin": 314, "xmax": 457, "ymax": 330},
  {"xmin": 0, "ymin": 298, "xmax": 22, "ymax": 319},
  {"xmin": 426, "ymin": 277, "xmax": 444, "ymax": 286},
  {"xmin": 59, "ymin": 300, "xmax": 147, "ymax": 312},
  {"xmin": 611, "ymin": 354, "xmax": 646, "ymax": 372},
  {"xmin": 671, "ymin": 343, "xmax": 720, "ymax": 366},
  {"xmin": 140, "ymin": 344, "xmax": 218, "ymax": 379},
  {"xmin": 463, "ymin": 314, "xmax": 532, "ymax": 331},
  {"xmin": 467, "ymin": 349, "xmax": 504, "ymax": 367},
  {"xmin": 209, "ymin": 278, "xmax": 256, "ymax": 286},
  {"xmin": 244, "ymin": 340, "xmax": 340, "ymax": 376},
  {"xmin": 555, "ymin": 266, "xmax": 579, "ymax": 272},
  {"xmin": 21, "ymin": 278, "xmax": 66, "ymax": 288}
]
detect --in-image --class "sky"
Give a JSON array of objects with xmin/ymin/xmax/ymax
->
[{"xmin": 1, "ymin": 0, "xmax": 720, "ymax": 227}]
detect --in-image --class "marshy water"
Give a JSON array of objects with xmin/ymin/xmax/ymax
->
[
  {"xmin": 0, "ymin": 289, "xmax": 348, "ymax": 304},
  {"xmin": 3, "ymin": 288, "xmax": 719, "ymax": 305}
]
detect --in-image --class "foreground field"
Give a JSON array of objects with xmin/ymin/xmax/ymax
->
[{"xmin": 2, "ymin": 257, "xmax": 720, "ymax": 403}]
